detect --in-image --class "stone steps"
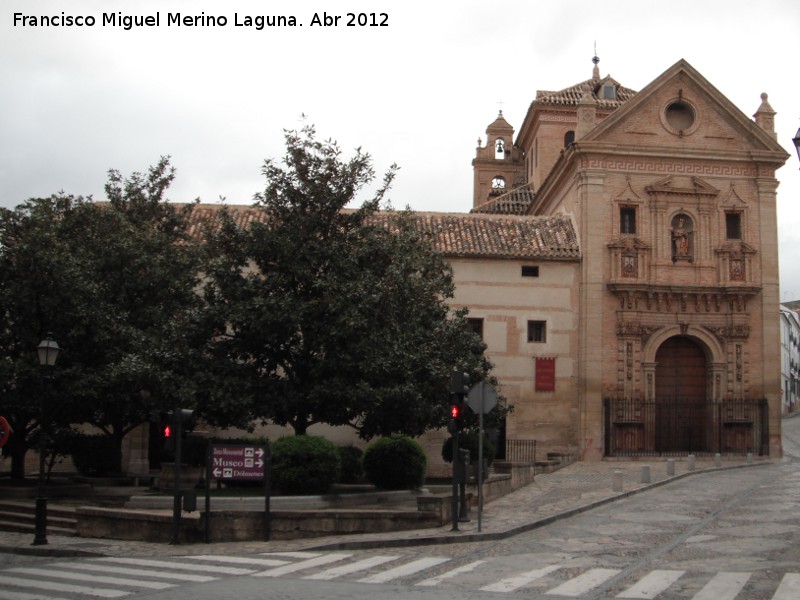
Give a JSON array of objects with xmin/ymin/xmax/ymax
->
[{"xmin": 0, "ymin": 501, "xmax": 79, "ymax": 536}]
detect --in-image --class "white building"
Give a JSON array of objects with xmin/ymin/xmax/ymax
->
[{"xmin": 779, "ymin": 304, "xmax": 800, "ymax": 414}]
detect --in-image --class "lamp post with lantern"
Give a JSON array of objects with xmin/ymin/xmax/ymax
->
[{"xmin": 33, "ymin": 335, "xmax": 59, "ymax": 546}]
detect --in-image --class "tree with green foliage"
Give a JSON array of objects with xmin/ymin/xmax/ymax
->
[
  {"xmin": 0, "ymin": 158, "xmax": 202, "ymax": 478},
  {"xmin": 199, "ymin": 124, "xmax": 494, "ymax": 439}
]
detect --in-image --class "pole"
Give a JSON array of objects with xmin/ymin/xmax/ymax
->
[
  {"xmin": 32, "ymin": 426, "xmax": 48, "ymax": 545},
  {"xmin": 478, "ymin": 382, "xmax": 484, "ymax": 532},
  {"xmin": 450, "ymin": 431, "xmax": 459, "ymax": 531},
  {"xmin": 171, "ymin": 409, "xmax": 182, "ymax": 545},
  {"xmin": 263, "ymin": 443, "xmax": 271, "ymax": 541},
  {"xmin": 204, "ymin": 444, "xmax": 211, "ymax": 543}
]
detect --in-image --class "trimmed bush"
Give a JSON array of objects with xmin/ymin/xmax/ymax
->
[
  {"xmin": 71, "ymin": 434, "xmax": 122, "ymax": 477},
  {"xmin": 362, "ymin": 436, "xmax": 426, "ymax": 490},
  {"xmin": 337, "ymin": 445, "xmax": 364, "ymax": 484},
  {"xmin": 270, "ymin": 435, "xmax": 340, "ymax": 495}
]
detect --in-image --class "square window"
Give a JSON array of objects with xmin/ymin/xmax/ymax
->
[
  {"xmin": 521, "ymin": 265, "xmax": 540, "ymax": 277},
  {"xmin": 620, "ymin": 207, "xmax": 636, "ymax": 235},
  {"xmin": 527, "ymin": 320, "xmax": 546, "ymax": 343},
  {"xmin": 726, "ymin": 213, "xmax": 742, "ymax": 240},
  {"xmin": 467, "ymin": 318, "xmax": 484, "ymax": 339}
]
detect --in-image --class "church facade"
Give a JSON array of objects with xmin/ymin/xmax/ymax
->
[{"xmin": 469, "ymin": 58, "xmax": 789, "ymax": 460}]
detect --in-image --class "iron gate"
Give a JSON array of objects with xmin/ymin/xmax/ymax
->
[{"xmin": 604, "ymin": 397, "xmax": 769, "ymax": 457}]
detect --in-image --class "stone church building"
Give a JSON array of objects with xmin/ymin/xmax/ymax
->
[
  {"xmin": 463, "ymin": 57, "xmax": 789, "ymax": 462},
  {"xmin": 114, "ymin": 58, "xmax": 790, "ymax": 475}
]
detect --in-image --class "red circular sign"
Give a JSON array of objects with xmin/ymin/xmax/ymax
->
[{"xmin": 0, "ymin": 416, "xmax": 11, "ymax": 449}]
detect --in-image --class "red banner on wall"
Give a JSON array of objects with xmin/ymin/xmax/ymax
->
[{"xmin": 535, "ymin": 357, "xmax": 556, "ymax": 391}]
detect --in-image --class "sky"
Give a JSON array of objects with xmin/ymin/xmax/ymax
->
[{"xmin": 2, "ymin": 0, "xmax": 800, "ymax": 296}]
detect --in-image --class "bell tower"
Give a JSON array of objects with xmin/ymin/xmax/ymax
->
[{"xmin": 472, "ymin": 111, "xmax": 524, "ymax": 209}]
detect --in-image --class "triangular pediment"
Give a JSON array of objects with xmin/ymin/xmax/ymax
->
[
  {"xmin": 608, "ymin": 236, "xmax": 651, "ymax": 250},
  {"xmin": 645, "ymin": 175, "xmax": 719, "ymax": 197},
  {"xmin": 720, "ymin": 185, "xmax": 748, "ymax": 207},
  {"xmin": 581, "ymin": 59, "xmax": 788, "ymax": 158}
]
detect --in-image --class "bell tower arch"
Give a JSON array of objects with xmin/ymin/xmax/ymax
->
[{"xmin": 472, "ymin": 111, "xmax": 524, "ymax": 209}]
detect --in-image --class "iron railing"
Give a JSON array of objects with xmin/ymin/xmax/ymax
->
[
  {"xmin": 505, "ymin": 439, "xmax": 537, "ymax": 463},
  {"xmin": 604, "ymin": 397, "xmax": 769, "ymax": 457}
]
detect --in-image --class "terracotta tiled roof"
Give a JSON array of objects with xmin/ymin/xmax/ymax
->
[
  {"xmin": 400, "ymin": 212, "xmax": 580, "ymax": 260},
  {"xmin": 181, "ymin": 204, "xmax": 580, "ymax": 261},
  {"xmin": 535, "ymin": 76, "xmax": 638, "ymax": 110},
  {"xmin": 182, "ymin": 203, "xmax": 262, "ymax": 240},
  {"xmin": 471, "ymin": 183, "xmax": 535, "ymax": 216}
]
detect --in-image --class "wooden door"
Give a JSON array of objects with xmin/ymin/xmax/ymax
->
[{"xmin": 655, "ymin": 336, "xmax": 708, "ymax": 452}]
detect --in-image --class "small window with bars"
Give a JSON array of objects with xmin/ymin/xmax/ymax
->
[{"xmin": 527, "ymin": 320, "xmax": 546, "ymax": 343}]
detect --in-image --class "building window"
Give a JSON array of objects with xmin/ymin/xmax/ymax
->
[
  {"xmin": 602, "ymin": 84, "xmax": 616, "ymax": 99},
  {"xmin": 564, "ymin": 130, "xmax": 575, "ymax": 147},
  {"xmin": 521, "ymin": 265, "xmax": 540, "ymax": 277},
  {"xmin": 620, "ymin": 207, "xmax": 636, "ymax": 235},
  {"xmin": 467, "ymin": 318, "xmax": 484, "ymax": 340},
  {"xmin": 726, "ymin": 212, "xmax": 742, "ymax": 240},
  {"xmin": 527, "ymin": 320, "xmax": 546, "ymax": 343}
]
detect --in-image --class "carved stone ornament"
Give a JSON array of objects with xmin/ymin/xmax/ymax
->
[{"xmin": 703, "ymin": 324, "xmax": 750, "ymax": 340}]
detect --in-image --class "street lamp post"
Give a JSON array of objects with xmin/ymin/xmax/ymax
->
[{"xmin": 33, "ymin": 335, "xmax": 60, "ymax": 546}]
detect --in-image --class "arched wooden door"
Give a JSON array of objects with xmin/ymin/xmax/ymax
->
[{"xmin": 655, "ymin": 336, "xmax": 708, "ymax": 453}]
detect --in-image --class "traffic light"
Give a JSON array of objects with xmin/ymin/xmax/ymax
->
[
  {"xmin": 448, "ymin": 398, "xmax": 465, "ymax": 433},
  {"xmin": 174, "ymin": 409, "xmax": 195, "ymax": 437},
  {"xmin": 448, "ymin": 369, "xmax": 470, "ymax": 434},
  {"xmin": 450, "ymin": 371, "xmax": 470, "ymax": 395},
  {"xmin": 159, "ymin": 411, "xmax": 174, "ymax": 452}
]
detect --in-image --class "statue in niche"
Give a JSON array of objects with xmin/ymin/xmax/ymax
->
[{"xmin": 671, "ymin": 214, "xmax": 693, "ymax": 262}]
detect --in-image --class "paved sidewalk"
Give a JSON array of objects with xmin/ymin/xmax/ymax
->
[{"xmin": 0, "ymin": 455, "xmax": 769, "ymax": 558}]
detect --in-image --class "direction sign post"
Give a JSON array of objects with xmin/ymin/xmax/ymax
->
[
  {"xmin": 204, "ymin": 443, "xmax": 270, "ymax": 543},
  {"xmin": 467, "ymin": 382, "xmax": 498, "ymax": 532}
]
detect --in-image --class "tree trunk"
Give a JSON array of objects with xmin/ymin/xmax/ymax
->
[
  {"xmin": 292, "ymin": 416, "xmax": 308, "ymax": 436},
  {"xmin": 7, "ymin": 435, "xmax": 28, "ymax": 480}
]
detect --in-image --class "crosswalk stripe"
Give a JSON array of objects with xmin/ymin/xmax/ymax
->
[
  {"xmin": 51, "ymin": 562, "xmax": 217, "ymax": 582},
  {"xmin": 416, "ymin": 560, "xmax": 487, "ymax": 587},
  {"xmin": 96, "ymin": 557, "xmax": 255, "ymax": 575},
  {"xmin": 357, "ymin": 557, "xmax": 450, "ymax": 584},
  {"xmin": 773, "ymin": 573, "xmax": 800, "ymax": 600},
  {"xmin": 480, "ymin": 565, "xmax": 561, "ymax": 593},
  {"xmin": 185, "ymin": 555, "xmax": 290, "ymax": 567},
  {"xmin": 692, "ymin": 572, "xmax": 750, "ymax": 600},
  {"xmin": 260, "ymin": 551, "xmax": 321, "ymax": 559},
  {"xmin": 617, "ymin": 570, "xmax": 686, "ymax": 599},
  {"xmin": 546, "ymin": 568, "xmax": 621, "ymax": 597},
  {"xmin": 7, "ymin": 567, "xmax": 174, "ymax": 590},
  {"xmin": 304, "ymin": 555, "xmax": 401, "ymax": 580},
  {"xmin": 254, "ymin": 553, "xmax": 352, "ymax": 577},
  {"xmin": 0, "ymin": 574, "xmax": 129, "ymax": 598}
]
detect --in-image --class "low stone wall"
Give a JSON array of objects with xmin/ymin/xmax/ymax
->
[
  {"xmin": 76, "ymin": 506, "xmax": 445, "ymax": 543},
  {"xmin": 74, "ymin": 459, "xmax": 569, "ymax": 543}
]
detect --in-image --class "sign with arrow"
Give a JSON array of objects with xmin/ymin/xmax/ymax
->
[{"xmin": 209, "ymin": 444, "xmax": 266, "ymax": 480}]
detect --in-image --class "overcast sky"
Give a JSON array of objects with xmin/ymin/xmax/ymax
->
[{"xmin": 3, "ymin": 0, "xmax": 800, "ymax": 297}]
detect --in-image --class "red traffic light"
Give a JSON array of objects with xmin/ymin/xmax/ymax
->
[
  {"xmin": 163, "ymin": 424, "xmax": 172, "ymax": 438},
  {"xmin": 450, "ymin": 404, "xmax": 462, "ymax": 419}
]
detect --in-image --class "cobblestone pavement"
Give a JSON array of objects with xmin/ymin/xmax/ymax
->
[{"xmin": 1, "ymin": 448, "xmax": 775, "ymax": 559}]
